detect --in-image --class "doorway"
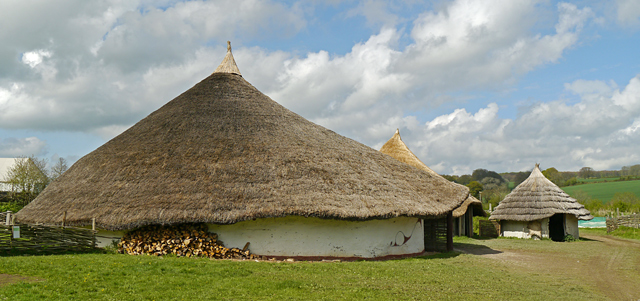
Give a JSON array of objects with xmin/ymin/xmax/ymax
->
[{"xmin": 549, "ymin": 214, "xmax": 565, "ymax": 242}]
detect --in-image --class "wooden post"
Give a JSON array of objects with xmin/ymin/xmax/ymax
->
[
  {"xmin": 446, "ymin": 211, "xmax": 453, "ymax": 252},
  {"xmin": 5, "ymin": 212, "xmax": 10, "ymax": 226},
  {"xmin": 62, "ymin": 211, "xmax": 67, "ymax": 228},
  {"xmin": 92, "ymin": 217, "xmax": 97, "ymax": 248},
  {"xmin": 467, "ymin": 210, "xmax": 473, "ymax": 238}
]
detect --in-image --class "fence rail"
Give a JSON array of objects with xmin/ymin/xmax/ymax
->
[
  {"xmin": 1, "ymin": 211, "xmax": 97, "ymax": 253},
  {"xmin": 606, "ymin": 214, "xmax": 640, "ymax": 232}
]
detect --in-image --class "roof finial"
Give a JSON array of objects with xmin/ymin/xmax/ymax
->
[{"xmin": 214, "ymin": 41, "xmax": 242, "ymax": 76}]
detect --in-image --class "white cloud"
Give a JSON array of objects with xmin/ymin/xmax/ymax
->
[
  {"xmin": 616, "ymin": 0, "xmax": 640, "ymax": 27},
  {"xmin": 403, "ymin": 74, "xmax": 640, "ymax": 174},
  {"xmin": 0, "ymin": 137, "xmax": 48, "ymax": 157}
]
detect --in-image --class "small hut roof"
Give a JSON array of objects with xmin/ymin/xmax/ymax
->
[
  {"xmin": 489, "ymin": 164, "xmax": 592, "ymax": 221},
  {"xmin": 379, "ymin": 129, "xmax": 474, "ymax": 216},
  {"xmin": 16, "ymin": 45, "xmax": 468, "ymax": 231},
  {"xmin": 452, "ymin": 195, "xmax": 486, "ymax": 218}
]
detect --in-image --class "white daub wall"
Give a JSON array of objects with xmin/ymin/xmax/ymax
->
[
  {"xmin": 95, "ymin": 216, "xmax": 425, "ymax": 258},
  {"xmin": 501, "ymin": 214, "xmax": 580, "ymax": 239},
  {"xmin": 208, "ymin": 216, "xmax": 424, "ymax": 258}
]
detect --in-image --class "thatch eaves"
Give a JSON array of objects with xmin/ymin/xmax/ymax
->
[
  {"xmin": 489, "ymin": 164, "xmax": 592, "ymax": 222},
  {"xmin": 16, "ymin": 50, "xmax": 468, "ymax": 231},
  {"xmin": 452, "ymin": 195, "xmax": 486, "ymax": 218}
]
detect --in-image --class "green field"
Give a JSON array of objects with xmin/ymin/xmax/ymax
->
[
  {"xmin": 577, "ymin": 177, "xmax": 620, "ymax": 183},
  {"xmin": 562, "ymin": 180, "xmax": 640, "ymax": 202}
]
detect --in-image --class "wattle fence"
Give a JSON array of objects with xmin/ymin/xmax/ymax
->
[
  {"xmin": 606, "ymin": 213, "xmax": 640, "ymax": 232},
  {"xmin": 1, "ymin": 211, "xmax": 96, "ymax": 254}
]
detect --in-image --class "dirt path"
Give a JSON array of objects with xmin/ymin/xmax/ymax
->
[{"xmin": 457, "ymin": 235, "xmax": 640, "ymax": 300}]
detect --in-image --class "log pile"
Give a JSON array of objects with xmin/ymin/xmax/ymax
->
[{"xmin": 117, "ymin": 223, "xmax": 258, "ymax": 260}]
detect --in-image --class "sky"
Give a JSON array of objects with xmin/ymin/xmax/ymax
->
[{"xmin": 1, "ymin": 0, "xmax": 640, "ymax": 175}]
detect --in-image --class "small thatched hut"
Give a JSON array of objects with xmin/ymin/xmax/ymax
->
[
  {"xmin": 379, "ymin": 129, "xmax": 485, "ymax": 239},
  {"xmin": 16, "ymin": 42, "xmax": 468, "ymax": 259},
  {"xmin": 489, "ymin": 164, "xmax": 593, "ymax": 241}
]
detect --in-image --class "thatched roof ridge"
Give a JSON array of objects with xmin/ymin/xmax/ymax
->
[
  {"xmin": 453, "ymin": 195, "xmax": 486, "ymax": 218},
  {"xmin": 214, "ymin": 41, "xmax": 241, "ymax": 75},
  {"xmin": 489, "ymin": 164, "xmax": 592, "ymax": 221},
  {"xmin": 379, "ymin": 129, "xmax": 472, "ymax": 216},
  {"xmin": 16, "ymin": 64, "xmax": 468, "ymax": 231}
]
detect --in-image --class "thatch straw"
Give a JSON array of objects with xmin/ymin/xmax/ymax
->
[
  {"xmin": 452, "ymin": 195, "xmax": 486, "ymax": 218},
  {"xmin": 16, "ymin": 47, "xmax": 468, "ymax": 231},
  {"xmin": 379, "ymin": 129, "xmax": 472, "ymax": 217},
  {"xmin": 489, "ymin": 164, "xmax": 593, "ymax": 221},
  {"xmin": 213, "ymin": 41, "xmax": 241, "ymax": 75}
]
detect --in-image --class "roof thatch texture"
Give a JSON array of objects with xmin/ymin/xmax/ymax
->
[
  {"xmin": 379, "ymin": 129, "xmax": 474, "ymax": 217},
  {"xmin": 379, "ymin": 129, "xmax": 439, "ymax": 177},
  {"xmin": 452, "ymin": 195, "xmax": 486, "ymax": 218},
  {"xmin": 16, "ymin": 46, "xmax": 468, "ymax": 231},
  {"xmin": 489, "ymin": 164, "xmax": 593, "ymax": 221},
  {"xmin": 213, "ymin": 41, "xmax": 241, "ymax": 75}
]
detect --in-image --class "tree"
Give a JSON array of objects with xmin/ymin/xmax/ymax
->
[
  {"xmin": 513, "ymin": 171, "xmax": 529, "ymax": 188},
  {"xmin": 471, "ymin": 169, "xmax": 505, "ymax": 183},
  {"xmin": 542, "ymin": 167, "xmax": 565, "ymax": 186},
  {"xmin": 456, "ymin": 174, "xmax": 473, "ymax": 185},
  {"xmin": 50, "ymin": 157, "xmax": 69, "ymax": 181},
  {"xmin": 466, "ymin": 181, "xmax": 483, "ymax": 199},
  {"xmin": 4, "ymin": 156, "xmax": 50, "ymax": 206},
  {"xmin": 579, "ymin": 167, "xmax": 594, "ymax": 179}
]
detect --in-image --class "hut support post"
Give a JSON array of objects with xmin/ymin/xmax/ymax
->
[
  {"xmin": 446, "ymin": 212, "xmax": 453, "ymax": 252},
  {"xmin": 467, "ymin": 209, "xmax": 473, "ymax": 238},
  {"xmin": 5, "ymin": 212, "xmax": 10, "ymax": 226}
]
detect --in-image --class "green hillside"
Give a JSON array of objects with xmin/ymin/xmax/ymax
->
[{"xmin": 562, "ymin": 180, "xmax": 640, "ymax": 203}]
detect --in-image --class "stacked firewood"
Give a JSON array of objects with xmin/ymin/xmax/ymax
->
[{"xmin": 117, "ymin": 223, "xmax": 258, "ymax": 260}]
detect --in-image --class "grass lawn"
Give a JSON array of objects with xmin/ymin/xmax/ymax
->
[
  {"xmin": 582, "ymin": 227, "xmax": 640, "ymax": 241},
  {"xmin": 0, "ymin": 238, "xmax": 621, "ymax": 300},
  {"xmin": 562, "ymin": 180, "xmax": 640, "ymax": 202}
]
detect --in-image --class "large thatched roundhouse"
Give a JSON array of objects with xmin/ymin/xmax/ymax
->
[
  {"xmin": 16, "ymin": 43, "xmax": 469, "ymax": 259},
  {"xmin": 489, "ymin": 164, "xmax": 592, "ymax": 241},
  {"xmin": 379, "ymin": 129, "xmax": 485, "ymax": 239}
]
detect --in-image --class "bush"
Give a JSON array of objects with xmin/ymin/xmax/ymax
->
[{"xmin": 0, "ymin": 202, "xmax": 23, "ymax": 213}]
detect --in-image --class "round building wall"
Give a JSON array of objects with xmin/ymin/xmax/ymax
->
[{"xmin": 208, "ymin": 216, "xmax": 424, "ymax": 259}]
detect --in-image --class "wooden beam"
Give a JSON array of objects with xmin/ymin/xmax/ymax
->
[{"xmin": 446, "ymin": 211, "xmax": 453, "ymax": 252}]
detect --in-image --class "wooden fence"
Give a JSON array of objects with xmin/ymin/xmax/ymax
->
[
  {"xmin": 424, "ymin": 217, "xmax": 448, "ymax": 252},
  {"xmin": 1, "ymin": 211, "xmax": 96, "ymax": 254},
  {"xmin": 606, "ymin": 213, "xmax": 640, "ymax": 233},
  {"xmin": 479, "ymin": 220, "xmax": 500, "ymax": 238}
]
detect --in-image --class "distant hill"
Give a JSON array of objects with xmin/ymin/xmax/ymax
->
[{"xmin": 562, "ymin": 180, "xmax": 640, "ymax": 203}]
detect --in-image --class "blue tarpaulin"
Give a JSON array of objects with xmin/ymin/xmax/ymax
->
[{"xmin": 578, "ymin": 217, "xmax": 606, "ymax": 228}]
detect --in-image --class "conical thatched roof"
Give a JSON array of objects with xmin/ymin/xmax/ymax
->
[
  {"xmin": 489, "ymin": 164, "xmax": 592, "ymax": 221},
  {"xmin": 213, "ymin": 41, "xmax": 241, "ymax": 75},
  {"xmin": 16, "ymin": 44, "xmax": 468, "ymax": 231},
  {"xmin": 379, "ymin": 129, "xmax": 439, "ymax": 177},
  {"xmin": 379, "ymin": 129, "xmax": 478, "ymax": 217}
]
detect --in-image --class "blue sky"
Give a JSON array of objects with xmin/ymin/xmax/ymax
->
[{"xmin": 1, "ymin": 0, "xmax": 639, "ymax": 175}]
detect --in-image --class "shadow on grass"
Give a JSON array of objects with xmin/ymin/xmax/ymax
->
[
  {"xmin": 0, "ymin": 247, "xmax": 105, "ymax": 257},
  {"xmin": 414, "ymin": 251, "xmax": 461, "ymax": 260},
  {"xmin": 453, "ymin": 242, "xmax": 502, "ymax": 255}
]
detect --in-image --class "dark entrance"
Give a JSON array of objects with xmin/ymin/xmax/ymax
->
[{"xmin": 549, "ymin": 214, "xmax": 565, "ymax": 242}]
